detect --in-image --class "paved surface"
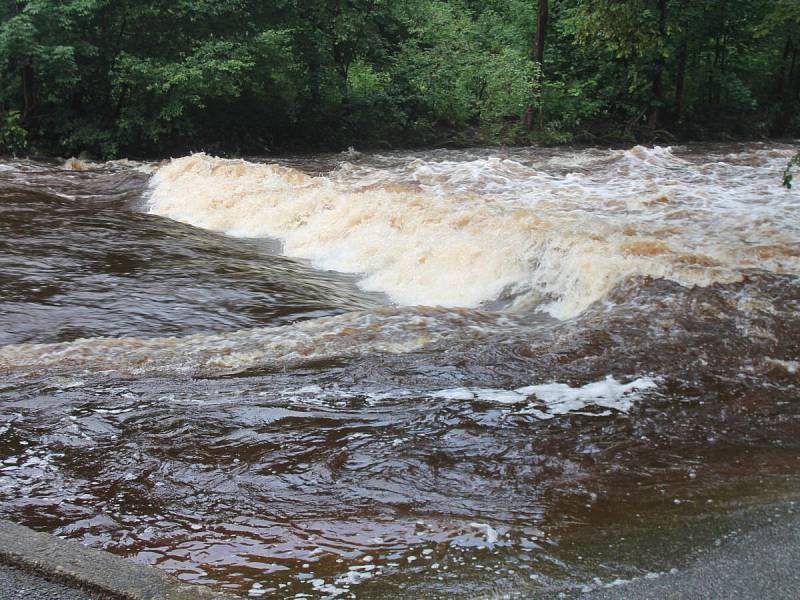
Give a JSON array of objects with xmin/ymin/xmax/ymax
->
[
  {"xmin": 0, "ymin": 563, "xmax": 97, "ymax": 599},
  {"xmin": 0, "ymin": 521, "xmax": 236, "ymax": 600},
  {"xmin": 2, "ymin": 507, "xmax": 799, "ymax": 599},
  {"xmin": 576, "ymin": 508, "xmax": 800, "ymax": 600}
]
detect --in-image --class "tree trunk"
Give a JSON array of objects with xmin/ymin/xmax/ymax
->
[
  {"xmin": 776, "ymin": 36, "xmax": 792, "ymax": 99},
  {"xmin": 533, "ymin": 0, "xmax": 548, "ymax": 66},
  {"xmin": 14, "ymin": 1, "xmax": 34, "ymax": 122},
  {"xmin": 772, "ymin": 37, "xmax": 796, "ymax": 135},
  {"xmin": 674, "ymin": 38, "xmax": 688, "ymax": 123},
  {"xmin": 648, "ymin": 0, "xmax": 667, "ymax": 130},
  {"xmin": 21, "ymin": 64, "xmax": 34, "ymax": 122},
  {"xmin": 525, "ymin": 0, "xmax": 548, "ymax": 130}
]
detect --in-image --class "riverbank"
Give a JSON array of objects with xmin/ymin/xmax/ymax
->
[{"xmin": 4, "ymin": 134, "xmax": 798, "ymax": 166}]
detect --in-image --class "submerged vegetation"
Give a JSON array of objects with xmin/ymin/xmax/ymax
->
[
  {"xmin": 785, "ymin": 152, "xmax": 800, "ymax": 188},
  {"xmin": 0, "ymin": 0, "xmax": 798, "ymax": 157}
]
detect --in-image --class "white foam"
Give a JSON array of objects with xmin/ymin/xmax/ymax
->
[
  {"xmin": 515, "ymin": 376, "xmax": 658, "ymax": 414},
  {"xmin": 469, "ymin": 522, "xmax": 500, "ymax": 544},
  {"xmin": 432, "ymin": 376, "xmax": 657, "ymax": 417},
  {"xmin": 146, "ymin": 148, "xmax": 799, "ymax": 318},
  {"xmin": 273, "ymin": 376, "xmax": 658, "ymax": 419},
  {"xmin": 62, "ymin": 156, "xmax": 156, "ymax": 174},
  {"xmin": 290, "ymin": 384, "xmax": 324, "ymax": 394},
  {"xmin": 430, "ymin": 388, "xmax": 477, "ymax": 401}
]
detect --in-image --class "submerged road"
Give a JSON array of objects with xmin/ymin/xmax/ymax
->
[
  {"xmin": 575, "ymin": 506, "xmax": 800, "ymax": 600},
  {"xmin": 0, "ymin": 564, "xmax": 96, "ymax": 600},
  {"xmin": 1, "ymin": 506, "xmax": 799, "ymax": 599}
]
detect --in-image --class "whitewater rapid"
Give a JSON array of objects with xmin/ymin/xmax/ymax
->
[
  {"xmin": 146, "ymin": 146, "xmax": 799, "ymax": 318},
  {"xmin": 1, "ymin": 143, "xmax": 799, "ymax": 599}
]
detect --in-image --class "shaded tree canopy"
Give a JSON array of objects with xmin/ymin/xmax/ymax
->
[{"xmin": 0, "ymin": 0, "xmax": 797, "ymax": 157}]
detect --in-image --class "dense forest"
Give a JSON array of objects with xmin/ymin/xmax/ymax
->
[{"xmin": 0, "ymin": 0, "xmax": 798, "ymax": 158}]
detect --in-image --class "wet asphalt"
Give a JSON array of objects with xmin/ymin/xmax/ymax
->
[
  {"xmin": 576, "ymin": 508, "xmax": 800, "ymax": 600},
  {"xmin": 0, "ymin": 564, "xmax": 96, "ymax": 599}
]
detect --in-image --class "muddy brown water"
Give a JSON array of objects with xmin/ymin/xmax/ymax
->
[{"xmin": 0, "ymin": 143, "xmax": 799, "ymax": 598}]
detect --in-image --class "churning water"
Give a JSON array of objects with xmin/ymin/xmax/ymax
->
[{"xmin": 0, "ymin": 143, "xmax": 799, "ymax": 598}]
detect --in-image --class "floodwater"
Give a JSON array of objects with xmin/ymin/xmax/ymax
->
[{"xmin": 0, "ymin": 143, "xmax": 798, "ymax": 598}]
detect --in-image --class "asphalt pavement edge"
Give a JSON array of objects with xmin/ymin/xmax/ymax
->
[{"xmin": 0, "ymin": 521, "xmax": 238, "ymax": 600}]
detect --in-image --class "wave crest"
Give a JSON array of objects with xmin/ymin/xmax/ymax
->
[{"xmin": 146, "ymin": 151, "xmax": 798, "ymax": 318}]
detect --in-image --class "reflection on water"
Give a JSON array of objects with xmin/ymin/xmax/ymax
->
[{"xmin": 0, "ymin": 143, "xmax": 799, "ymax": 598}]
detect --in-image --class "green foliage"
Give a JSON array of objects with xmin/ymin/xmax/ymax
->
[
  {"xmin": 391, "ymin": 2, "xmax": 537, "ymax": 136},
  {"xmin": 784, "ymin": 152, "xmax": 800, "ymax": 189},
  {"xmin": 0, "ymin": 0, "xmax": 797, "ymax": 157},
  {"xmin": 0, "ymin": 109, "xmax": 27, "ymax": 154}
]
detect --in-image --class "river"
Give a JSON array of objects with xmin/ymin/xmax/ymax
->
[{"xmin": 0, "ymin": 143, "xmax": 798, "ymax": 598}]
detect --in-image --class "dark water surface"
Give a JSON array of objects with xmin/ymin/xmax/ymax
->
[{"xmin": 0, "ymin": 144, "xmax": 799, "ymax": 598}]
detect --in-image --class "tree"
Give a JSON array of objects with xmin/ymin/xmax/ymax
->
[{"xmin": 0, "ymin": 0, "xmax": 797, "ymax": 156}]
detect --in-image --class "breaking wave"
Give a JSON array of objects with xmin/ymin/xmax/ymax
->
[
  {"xmin": 0, "ymin": 308, "xmax": 507, "ymax": 376},
  {"xmin": 146, "ymin": 148, "xmax": 799, "ymax": 318}
]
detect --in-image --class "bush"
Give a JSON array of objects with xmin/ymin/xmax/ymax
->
[
  {"xmin": 0, "ymin": 110, "xmax": 28, "ymax": 155},
  {"xmin": 784, "ymin": 152, "xmax": 799, "ymax": 189}
]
